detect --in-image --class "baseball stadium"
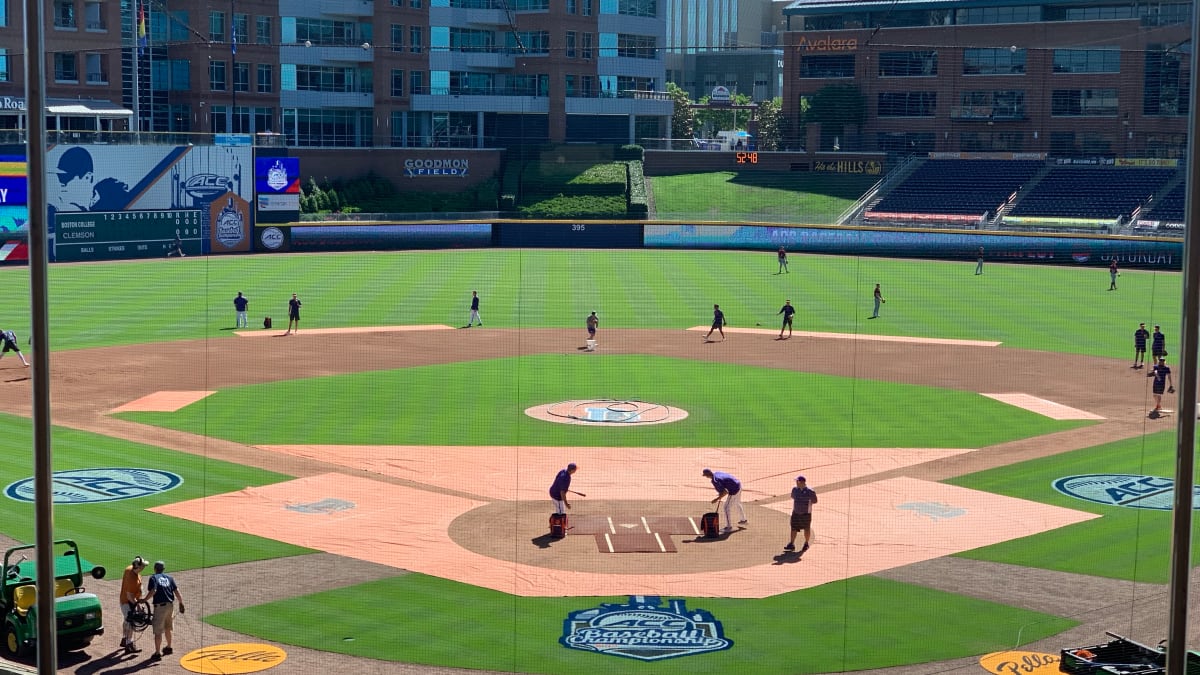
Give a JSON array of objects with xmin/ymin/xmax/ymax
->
[{"xmin": 0, "ymin": 0, "xmax": 1198, "ymax": 673}]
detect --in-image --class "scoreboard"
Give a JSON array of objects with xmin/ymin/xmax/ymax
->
[{"xmin": 55, "ymin": 210, "xmax": 204, "ymax": 262}]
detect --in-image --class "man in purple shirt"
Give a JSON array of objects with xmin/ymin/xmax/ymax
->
[
  {"xmin": 549, "ymin": 463, "xmax": 577, "ymax": 514},
  {"xmin": 702, "ymin": 468, "xmax": 747, "ymax": 533},
  {"xmin": 786, "ymin": 475, "xmax": 818, "ymax": 553}
]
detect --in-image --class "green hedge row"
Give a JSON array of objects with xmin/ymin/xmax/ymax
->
[{"xmin": 626, "ymin": 160, "xmax": 647, "ymax": 218}]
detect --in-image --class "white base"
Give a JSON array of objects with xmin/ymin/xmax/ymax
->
[{"xmin": 586, "ymin": 340, "xmax": 597, "ymax": 351}]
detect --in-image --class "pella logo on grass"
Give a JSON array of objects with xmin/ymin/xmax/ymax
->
[
  {"xmin": 1053, "ymin": 474, "xmax": 1200, "ymax": 510},
  {"xmin": 560, "ymin": 595, "xmax": 732, "ymax": 661},
  {"xmin": 5, "ymin": 468, "xmax": 182, "ymax": 504}
]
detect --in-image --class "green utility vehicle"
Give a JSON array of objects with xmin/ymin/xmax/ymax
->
[{"xmin": 1, "ymin": 539, "xmax": 106, "ymax": 658}]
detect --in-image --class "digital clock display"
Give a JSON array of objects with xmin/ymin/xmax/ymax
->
[{"xmin": 735, "ymin": 152, "xmax": 758, "ymax": 164}]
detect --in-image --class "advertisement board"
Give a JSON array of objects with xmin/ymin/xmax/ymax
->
[{"xmin": 45, "ymin": 144, "xmax": 252, "ymax": 260}]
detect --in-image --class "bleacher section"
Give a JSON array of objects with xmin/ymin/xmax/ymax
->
[
  {"xmin": 865, "ymin": 159, "xmax": 1044, "ymax": 226},
  {"xmin": 1135, "ymin": 181, "xmax": 1186, "ymax": 234},
  {"xmin": 1007, "ymin": 166, "xmax": 1176, "ymax": 225}
]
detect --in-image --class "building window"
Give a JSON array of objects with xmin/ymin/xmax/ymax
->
[
  {"xmin": 410, "ymin": 26, "xmax": 423, "ymax": 53},
  {"xmin": 962, "ymin": 47, "xmax": 1025, "ymax": 75},
  {"xmin": 54, "ymin": 1, "xmax": 75, "ymax": 28},
  {"xmin": 616, "ymin": 34, "xmax": 656, "ymax": 59},
  {"xmin": 958, "ymin": 90, "xmax": 1025, "ymax": 119},
  {"xmin": 0, "ymin": 3, "xmax": 7, "ymax": 28},
  {"xmin": 582, "ymin": 0, "xmax": 592, "ymax": 14},
  {"xmin": 1051, "ymin": 88, "xmax": 1118, "ymax": 116},
  {"xmin": 581, "ymin": 32, "xmax": 593, "ymax": 59},
  {"xmin": 83, "ymin": 1, "xmax": 103, "ymax": 30},
  {"xmin": 1144, "ymin": 45, "xmax": 1188, "ymax": 116},
  {"xmin": 256, "ymin": 16, "xmax": 271, "ymax": 44},
  {"xmin": 568, "ymin": 0, "xmax": 577, "ymax": 12},
  {"xmin": 411, "ymin": 70, "xmax": 424, "ymax": 95},
  {"xmin": 254, "ymin": 107, "xmax": 273, "ymax": 133},
  {"xmin": 85, "ymin": 53, "xmax": 104, "ymax": 83},
  {"xmin": 566, "ymin": 31, "xmax": 576, "ymax": 58},
  {"xmin": 955, "ymin": 5, "xmax": 1040, "ymax": 24},
  {"xmin": 879, "ymin": 51, "xmax": 937, "ymax": 77},
  {"xmin": 618, "ymin": 0, "xmax": 656, "ymax": 17},
  {"xmin": 234, "ymin": 62, "xmax": 249, "ymax": 92},
  {"xmin": 566, "ymin": 73, "xmax": 576, "ymax": 96},
  {"xmin": 210, "ymin": 60, "xmax": 227, "ymax": 91},
  {"xmin": 233, "ymin": 13, "xmax": 248, "ymax": 46},
  {"xmin": 391, "ymin": 24, "xmax": 404, "ymax": 51},
  {"xmin": 54, "ymin": 52, "xmax": 77, "ymax": 81},
  {"xmin": 411, "ymin": 0, "xmax": 422, "ymax": 7},
  {"xmin": 1053, "ymin": 48, "xmax": 1120, "ymax": 74},
  {"xmin": 0, "ymin": 50, "xmax": 9, "ymax": 82},
  {"xmin": 582, "ymin": 74, "xmax": 595, "ymax": 95},
  {"xmin": 209, "ymin": 11, "xmax": 225, "ymax": 42},
  {"xmin": 257, "ymin": 64, "xmax": 273, "ymax": 93},
  {"xmin": 391, "ymin": 69, "xmax": 404, "ymax": 96},
  {"xmin": 507, "ymin": 31, "xmax": 549, "ymax": 54},
  {"xmin": 512, "ymin": 0, "xmax": 549, "ymax": 9},
  {"xmin": 877, "ymin": 91, "xmax": 936, "ymax": 117},
  {"xmin": 800, "ymin": 54, "xmax": 854, "ymax": 78},
  {"xmin": 450, "ymin": 27, "xmax": 494, "ymax": 51},
  {"xmin": 169, "ymin": 59, "xmax": 190, "ymax": 90},
  {"xmin": 170, "ymin": 11, "xmax": 189, "ymax": 41}
]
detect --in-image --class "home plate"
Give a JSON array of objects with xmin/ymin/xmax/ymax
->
[
  {"xmin": 596, "ymin": 533, "xmax": 676, "ymax": 553},
  {"xmin": 982, "ymin": 393, "xmax": 1104, "ymax": 420}
]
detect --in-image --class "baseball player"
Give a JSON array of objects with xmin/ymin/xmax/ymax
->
[
  {"xmin": 1151, "ymin": 357, "xmax": 1174, "ymax": 415},
  {"xmin": 467, "ymin": 291, "xmax": 482, "ymax": 327},
  {"xmin": 0, "ymin": 329, "xmax": 29, "ymax": 367},
  {"xmin": 702, "ymin": 468, "xmax": 747, "ymax": 533}
]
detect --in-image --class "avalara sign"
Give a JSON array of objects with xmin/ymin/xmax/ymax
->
[{"xmin": 796, "ymin": 36, "xmax": 858, "ymax": 51}]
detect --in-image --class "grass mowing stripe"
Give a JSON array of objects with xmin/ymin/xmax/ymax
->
[
  {"xmin": 117, "ymin": 355, "xmax": 1086, "ymax": 448},
  {"xmin": 206, "ymin": 573, "xmax": 1074, "ymax": 674}
]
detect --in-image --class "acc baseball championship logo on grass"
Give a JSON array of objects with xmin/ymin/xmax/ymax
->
[
  {"xmin": 1053, "ymin": 474, "xmax": 1200, "ymax": 510},
  {"xmin": 5, "ymin": 468, "xmax": 182, "ymax": 504},
  {"xmin": 560, "ymin": 595, "xmax": 732, "ymax": 661}
]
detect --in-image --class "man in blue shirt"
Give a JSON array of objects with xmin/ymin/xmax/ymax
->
[
  {"xmin": 778, "ymin": 300, "xmax": 796, "ymax": 339},
  {"xmin": 786, "ymin": 476, "xmax": 818, "ymax": 553},
  {"xmin": 549, "ymin": 463, "xmax": 577, "ymax": 514},
  {"xmin": 1149, "ymin": 325, "xmax": 1167, "ymax": 375},
  {"xmin": 1151, "ymin": 357, "xmax": 1174, "ymax": 416},
  {"xmin": 233, "ymin": 292, "xmax": 249, "ymax": 329},
  {"xmin": 142, "ymin": 561, "xmax": 185, "ymax": 662},
  {"xmin": 704, "ymin": 305, "xmax": 726, "ymax": 342},
  {"xmin": 702, "ymin": 468, "xmax": 747, "ymax": 533}
]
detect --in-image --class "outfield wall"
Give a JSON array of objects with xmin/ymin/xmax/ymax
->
[{"xmin": 265, "ymin": 220, "xmax": 1184, "ymax": 270}]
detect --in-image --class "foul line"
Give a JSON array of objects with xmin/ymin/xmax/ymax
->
[{"xmin": 688, "ymin": 326, "xmax": 1000, "ymax": 347}]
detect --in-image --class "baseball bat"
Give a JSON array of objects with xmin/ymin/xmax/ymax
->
[{"xmin": 569, "ymin": 490, "xmax": 587, "ymax": 497}]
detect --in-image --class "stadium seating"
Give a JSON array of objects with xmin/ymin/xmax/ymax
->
[
  {"xmin": 1141, "ymin": 180, "xmax": 1186, "ymax": 224},
  {"xmin": 1008, "ymin": 166, "xmax": 1177, "ymax": 221},
  {"xmin": 866, "ymin": 159, "xmax": 1044, "ymax": 219}
]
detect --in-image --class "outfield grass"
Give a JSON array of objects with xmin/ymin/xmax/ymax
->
[
  {"xmin": 207, "ymin": 574, "xmax": 1075, "ymax": 674},
  {"xmin": 650, "ymin": 171, "xmax": 876, "ymax": 222},
  {"xmin": 947, "ymin": 430, "xmax": 1199, "ymax": 584},
  {"xmin": 0, "ymin": 249, "xmax": 1179, "ymax": 359},
  {"xmin": 115, "ymin": 354, "xmax": 1086, "ymax": 448},
  {"xmin": 0, "ymin": 412, "xmax": 311, "ymax": 571}
]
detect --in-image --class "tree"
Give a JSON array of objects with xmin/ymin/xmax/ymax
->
[
  {"xmin": 695, "ymin": 92, "xmax": 753, "ymax": 136},
  {"xmin": 755, "ymin": 98, "xmax": 785, "ymax": 151},
  {"xmin": 666, "ymin": 82, "xmax": 695, "ymax": 142},
  {"xmin": 805, "ymin": 84, "xmax": 867, "ymax": 143}
]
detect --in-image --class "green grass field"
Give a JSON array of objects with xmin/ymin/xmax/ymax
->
[
  {"xmin": 116, "ymin": 354, "xmax": 1086, "ymax": 447},
  {"xmin": 0, "ymin": 248, "xmax": 1185, "ymax": 672},
  {"xmin": 207, "ymin": 574, "xmax": 1075, "ymax": 674},
  {"xmin": 0, "ymin": 249, "xmax": 1180, "ymax": 358},
  {"xmin": 650, "ymin": 172, "xmax": 878, "ymax": 222}
]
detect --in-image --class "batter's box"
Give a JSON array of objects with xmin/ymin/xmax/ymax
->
[
  {"xmin": 645, "ymin": 516, "xmax": 702, "ymax": 535},
  {"xmin": 595, "ymin": 532, "xmax": 677, "ymax": 553},
  {"xmin": 567, "ymin": 515, "xmax": 616, "ymax": 535}
]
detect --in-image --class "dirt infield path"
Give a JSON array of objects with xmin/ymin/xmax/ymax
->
[{"xmin": 0, "ymin": 327, "xmax": 1188, "ymax": 675}]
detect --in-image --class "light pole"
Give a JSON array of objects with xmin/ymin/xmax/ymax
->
[{"xmin": 230, "ymin": 0, "xmax": 236, "ymax": 133}]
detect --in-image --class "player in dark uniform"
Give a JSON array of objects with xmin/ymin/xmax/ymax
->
[
  {"xmin": 777, "ymin": 300, "xmax": 796, "ymax": 339},
  {"xmin": 1150, "ymin": 357, "xmax": 1173, "ymax": 416},
  {"xmin": 1149, "ymin": 325, "xmax": 1166, "ymax": 376},
  {"xmin": 704, "ymin": 304, "xmax": 726, "ymax": 341},
  {"xmin": 1133, "ymin": 322, "xmax": 1149, "ymax": 369},
  {"xmin": 777, "ymin": 246, "xmax": 789, "ymax": 274},
  {"xmin": 0, "ymin": 329, "xmax": 29, "ymax": 367},
  {"xmin": 284, "ymin": 293, "xmax": 302, "ymax": 335},
  {"xmin": 1109, "ymin": 260, "xmax": 1119, "ymax": 290},
  {"xmin": 549, "ymin": 463, "xmax": 577, "ymax": 514}
]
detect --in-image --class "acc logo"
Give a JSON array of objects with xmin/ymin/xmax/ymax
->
[
  {"xmin": 260, "ymin": 227, "xmax": 284, "ymax": 250},
  {"xmin": 1053, "ymin": 474, "xmax": 1200, "ymax": 510},
  {"xmin": 5, "ymin": 468, "xmax": 182, "ymax": 504},
  {"xmin": 180, "ymin": 643, "xmax": 287, "ymax": 674},
  {"xmin": 980, "ymin": 650, "xmax": 1060, "ymax": 674},
  {"xmin": 266, "ymin": 160, "xmax": 289, "ymax": 191},
  {"xmin": 183, "ymin": 174, "xmax": 235, "ymax": 201},
  {"xmin": 560, "ymin": 595, "xmax": 732, "ymax": 661},
  {"xmin": 215, "ymin": 197, "xmax": 245, "ymax": 247},
  {"xmin": 285, "ymin": 498, "xmax": 354, "ymax": 514},
  {"xmin": 897, "ymin": 501, "xmax": 966, "ymax": 520}
]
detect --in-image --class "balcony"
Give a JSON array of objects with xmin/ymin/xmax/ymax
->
[
  {"xmin": 429, "ymin": 50, "xmax": 515, "ymax": 71},
  {"xmin": 430, "ymin": 6, "xmax": 512, "ymax": 28},
  {"xmin": 281, "ymin": 90, "xmax": 374, "ymax": 108},
  {"xmin": 280, "ymin": 0, "xmax": 374, "ymax": 17},
  {"xmin": 410, "ymin": 86, "xmax": 548, "ymax": 112}
]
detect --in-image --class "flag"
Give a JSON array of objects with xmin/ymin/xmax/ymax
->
[
  {"xmin": 231, "ymin": 28, "xmax": 237, "ymax": 55},
  {"xmin": 137, "ymin": 2, "xmax": 147, "ymax": 56}
]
